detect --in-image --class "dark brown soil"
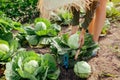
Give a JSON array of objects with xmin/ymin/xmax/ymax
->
[
  {"xmin": 0, "ymin": 64, "xmax": 5, "ymax": 77},
  {"xmin": 59, "ymin": 69, "xmax": 87, "ymax": 80}
]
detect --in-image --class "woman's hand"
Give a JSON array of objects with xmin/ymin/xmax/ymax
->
[
  {"xmin": 74, "ymin": 28, "xmax": 86, "ymax": 60},
  {"xmin": 79, "ymin": 28, "xmax": 86, "ymax": 48}
]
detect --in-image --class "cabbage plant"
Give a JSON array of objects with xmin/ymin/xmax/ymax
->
[
  {"xmin": 17, "ymin": 18, "xmax": 61, "ymax": 48},
  {"xmin": 0, "ymin": 40, "xmax": 10, "ymax": 61},
  {"xmin": 50, "ymin": 33, "xmax": 99, "ymax": 58},
  {"xmin": 106, "ymin": 2, "xmax": 120, "ymax": 22},
  {"xmin": 5, "ymin": 51, "xmax": 60, "ymax": 80},
  {"xmin": 74, "ymin": 61, "xmax": 91, "ymax": 78},
  {"xmin": 0, "ymin": 39, "xmax": 18, "ymax": 62},
  {"xmin": 50, "ymin": 33, "xmax": 99, "ymax": 68}
]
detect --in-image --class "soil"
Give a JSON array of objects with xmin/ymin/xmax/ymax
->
[{"xmin": 88, "ymin": 24, "xmax": 120, "ymax": 80}]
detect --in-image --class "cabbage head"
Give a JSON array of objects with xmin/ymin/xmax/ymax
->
[
  {"xmin": 68, "ymin": 33, "xmax": 80, "ymax": 49},
  {"xmin": 0, "ymin": 40, "xmax": 10, "ymax": 61},
  {"xmin": 24, "ymin": 60, "xmax": 39, "ymax": 74},
  {"xmin": 74, "ymin": 61, "xmax": 91, "ymax": 78},
  {"xmin": 106, "ymin": 2, "xmax": 114, "ymax": 11},
  {"xmin": 35, "ymin": 22, "xmax": 47, "ymax": 31},
  {"xmin": 0, "ymin": 40, "xmax": 9, "ymax": 52}
]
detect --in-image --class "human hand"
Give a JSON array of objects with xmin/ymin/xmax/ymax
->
[
  {"xmin": 79, "ymin": 28, "xmax": 86, "ymax": 48},
  {"xmin": 74, "ymin": 28, "xmax": 86, "ymax": 60}
]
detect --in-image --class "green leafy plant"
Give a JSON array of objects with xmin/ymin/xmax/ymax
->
[
  {"xmin": 0, "ymin": 0, "xmax": 39, "ymax": 23},
  {"xmin": 101, "ymin": 19, "xmax": 111, "ymax": 36},
  {"xmin": 5, "ymin": 51, "xmax": 60, "ymax": 80},
  {"xmin": 74, "ymin": 61, "xmax": 91, "ymax": 78},
  {"xmin": 50, "ymin": 9, "xmax": 73, "ymax": 25},
  {"xmin": 0, "ymin": 16, "xmax": 23, "ymax": 33},
  {"xmin": 106, "ymin": 2, "xmax": 120, "ymax": 22},
  {"xmin": 17, "ymin": 18, "xmax": 61, "ymax": 48},
  {"xmin": 0, "ymin": 39, "xmax": 18, "ymax": 62},
  {"xmin": 0, "ymin": 17, "xmax": 20, "ymax": 62},
  {"xmin": 50, "ymin": 32, "xmax": 99, "ymax": 67}
]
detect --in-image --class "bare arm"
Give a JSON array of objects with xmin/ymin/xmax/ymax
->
[{"xmin": 82, "ymin": 0, "xmax": 99, "ymax": 30}]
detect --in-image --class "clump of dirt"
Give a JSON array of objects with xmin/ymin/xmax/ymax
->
[{"xmin": 0, "ymin": 64, "xmax": 5, "ymax": 77}]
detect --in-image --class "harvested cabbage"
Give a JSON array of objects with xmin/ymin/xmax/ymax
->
[{"xmin": 74, "ymin": 61, "xmax": 91, "ymax": 78}]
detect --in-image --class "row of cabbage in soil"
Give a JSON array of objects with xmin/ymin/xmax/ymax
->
[
  {"xmin": 0, "ymin": 1, "xmax": 120, "ymax": 80},
  {"xmin": 0, "ymin": 13, "xmax": 99, "ymax": 80}
]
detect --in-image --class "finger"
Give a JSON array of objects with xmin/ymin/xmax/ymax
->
[
  {"xmin": 74, "ymin": 49, "xmax": 80, "ymax": 60},
  {"xmin": 81, "ymin": 38, "xmax": 84, "ymax": 46},
  {"xmin": 78, "ymin": 38, "xmax": 82, "ymax": 48},
  {"xmin": 81, "ymin": 37, "xmax": 85, "ymax": 47},
  {"xmin": 79, "ymin": 39, "xmax": 83, "ymax": 48}
]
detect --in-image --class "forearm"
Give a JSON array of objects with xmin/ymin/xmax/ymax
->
[
  {"xmin": 71, "ymin": 6, "xmax": 80, "ymax": 26},
  {"xmin": 81, "ymin": 0, "xmax": 100, "ymax": 30}
]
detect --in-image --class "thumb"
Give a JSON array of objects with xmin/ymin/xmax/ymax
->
[{"xmin": 79, "ymin": 36, "xmax": 84, "ymax": 48}]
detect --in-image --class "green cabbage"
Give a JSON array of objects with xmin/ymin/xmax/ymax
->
[
  {"xmin": 68, "ymin": 33, "xmax": 80, "ymax": 49},
  {"xmin": 74, "ymin": 61, "xmax": 91, "ymax": 78},
  {"xmin": 24, "ymin": 60, "xmax": 39, "ymax": 74},
  {"xmin": 5, "ymin": 51, "xmax": 60, "ymax": 80},
  {"xmin": 0, "ymin": 40, "xmax": 11, "ymax": 61},
  {"xmin": 34, "ymin": 18, "xmax": 51, "ymax": 27},
  {"xmin": 106, "ymin": 2, "xmax": 114, "ymax": 11},
  {"xmin": 35, "ymin": 22, "xmax": 47, "ymax": 31},
  {"xmin": 0, "ymin": 40, "xmax": 9, "ymax": 52}
]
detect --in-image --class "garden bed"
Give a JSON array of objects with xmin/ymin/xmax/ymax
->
[
  {"xmin": 88, "ymin": 24, "xmax": 120, "ymax": 80},
  {"xmin": 0, "ymin": 23, "xmax": 120, "ymax": 80}
]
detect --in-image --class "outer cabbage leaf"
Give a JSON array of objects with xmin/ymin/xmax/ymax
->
[
  {"xmin": 35, "ymin": 29, "xmax": 57, "ymax": 37},
  {"xmin": 41, "ymin": 53, "xmax": 60, "ymax": 80},
  {"xmin": 41, "ymin": 53, "xmax": 57, "ymax": 71},
  {"xmin": 5, "ymin": 62, "xmax": 21, "ymax": 80},
  {"xmin": 36, "ymin": 37, "xmax": 52, "ymax": 48},
  {"xmin": 47, "ymin": 69, "xmax": 60, "ymax": 80},
  {"xmin": 26, "ymin": 35, "xmax": 39, "ymax": 46},
  {"xmin": 50, "ymin": 24, "xmax": 61, "ymax": 32},
  {"xmin": 34, "ymin": 18, "xmax": 51, "ymax": 28}
]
